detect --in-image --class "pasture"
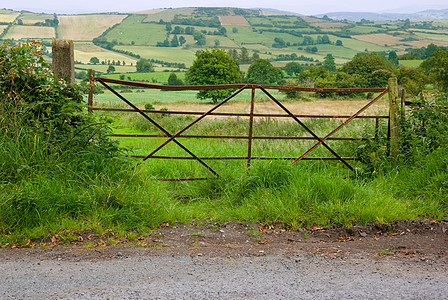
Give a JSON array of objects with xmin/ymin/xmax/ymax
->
[
  {"xmin": 3, "ymin": 25, "xmax": 55, "ymax": 39},
  {"xmin": 58, "ymin": 14, "xmax": 128, "ymax": 41},
  {"xmin": 114, "ymin": 45, "xmax": 197, "ymax": 65},
  {"xmin": 104, "ymin": 15, "xmax": 167, "ymax": 46},
  {"xmin": 0, "ymin": 10, "xmax": 19, "ymax": 23},
  {"xmin": 74, "ymin": 43, "xmax": 138, "ymax": 65},
  {"xmin": 19, "ymin": 13, "xmax": 53, "ymax": 25}
]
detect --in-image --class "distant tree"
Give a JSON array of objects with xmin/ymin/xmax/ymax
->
[
  {"xmin": 335, "ymin": 40, "xmax": 343, "ymax": 46},
  {"xmin": 219, "ymin": 27, "xmax": 227, "ymax": 35},
  {"xmin": 214, "ymin": 39, "xmax": 220, "ymax": 47},
  {"xmin": 301, "ymin": 36, "xmax": 314, "ymax": 45},
  {"xmin": 107, "ymin": 65, "xmax": 115, "ymax": 74},
  {"xmin": 179, "ymin": 36, "xmax": 186, "ymax": 46},
  {"xmin": 186, "ymin": 48, "xmax": 242, "ymax": 103},
  {"xmin": 323, "ymin": 54, "xmax": 336, "ymax": 72},
  {"xmin": 17, "ymin": 19, "xmax": 23, "ymax": 25},
  {"xmin": 284, "ymin": 62, "xmax": 303, "ymax": 76},
  {"xmin": 246, "ymin": 59, "xmax": 283, "ymax": 85},
  {"xmin": 168, "ymin": 73, "xmax": 184, "ymax": 85},
  {"xmin": 273, "ymin": 37, "xmax": 286, "ymax": 48},
  {"xmin": 388, "ymin": 51, "xmax": 399, "ymax": 65},
  {"xmin": 165, "ymin": 23, "xmax": 172, "ymax": 32},
  {"xmin": 89, "ymin": 57, "xmax": 99, "ymax": 65},
  {"xmin": 239, "ymin": 47, "xmax": 251, "ymax": 64},
  {"xmin": 136, "ymin": 59, "xmax": 154, "ymax": 73},
  {"xmin": 420, "ymin": 48, "xmax": 448, "ymax": 91},
  {"xmin": 171, "ymin": 35, "xmax": 179, "ymax": 47},
  {"xmin": 340, "ymin": 53, "xmax": 396, "ymax": 87},
  {"xmin": 251, "ymin": 52, "xmax": 260, "ymax": 62},
  {"xmin": 232, "ymin": 27, "xmax": 238, "ymax": 33},
  {"xmin": 193, "ymin": 31, "xmax": 206, "ymax": 46}
]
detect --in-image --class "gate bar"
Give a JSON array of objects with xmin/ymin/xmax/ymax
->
[
  {"xmin": 260, "ymin": 87, "xmax": 354, "ymax": 171},
  {"xmin": 97, "ymin": 78, "xmax": 220, "ymax": 177},
  {"xmin": 292, "ymin": 89, "xmax": 388, "ymax": 165}
]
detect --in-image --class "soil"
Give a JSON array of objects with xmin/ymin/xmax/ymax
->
[{"xmin": 1, "ymin": 220, "xmax": 447, "ymax": 262}]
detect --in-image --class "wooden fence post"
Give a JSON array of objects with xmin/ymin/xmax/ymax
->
[
  {"xmin": 388, "ymin": 77, "xmax": 400, "ymax": 158},
  {"xmin": 52, "ymin": 39, "xmax": 75, "ymax": 84},
  {"xmin": 88, "ymin": 69, "xmax": 93, "ymax": 113}
]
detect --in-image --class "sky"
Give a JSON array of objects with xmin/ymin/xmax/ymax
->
[{"xmin": 2, "ymin": 0, "xmax": 448, "ymax": 15}]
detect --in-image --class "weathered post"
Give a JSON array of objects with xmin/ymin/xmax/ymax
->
[
  {"xmin": 52, "ymin": 39, "xmax": 75, "ymax": 84},
  {"xmin": 388, "ymin": 77, "xmax": 400, "ymax": 158},
  {"xmin": 88, "ymin": 69, "xmax": 93, "ymax": 113}
]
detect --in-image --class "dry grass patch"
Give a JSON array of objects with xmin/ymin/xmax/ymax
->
[
  {"xmin": 301, "ymin": 16, "xmax": 349, "ymax": 28},
  {"xmin": 58, "ymin": 14, "xmax": 128, "ymax": 40},
  {"xmin": 219, "ymin": 16, "xmax": 250, "ymax": 26},
  {"xmin": 3, "ymin": 25, "xmax": 55, "ymax": 39},
  {"xmin": 19, "ymin": 13, "xmax": 53, "ymax": 25},
  {"xmin": 73, "ymin": 44, "xmax": 138, "ymax": 65},
  {"xmin": 0, "ymin": 11, "xmax": 19, "ymax": 23}
]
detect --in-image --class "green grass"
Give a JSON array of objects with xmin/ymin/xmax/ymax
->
[
  {"xmin": 104, "ymin": 15, "xmax": 168, "ymax": 46},
  {"xmin": 399, "ymin": 60, "xmax": 422, "ymax": 68},
  {"xmin": 115, "ymin": 45, "xmax": 197, "ymax": 65},
  {"xmin": 103, "ymin": 71, "xmax": 187, "ymax": 83}
]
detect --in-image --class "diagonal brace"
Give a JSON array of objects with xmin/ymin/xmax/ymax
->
[
  {"xmin": 260, "ymin": 87, "xmax": 354, "ymax": 171},
  {"xmin": 139, "ymin": 86, "xmax": 247, "ymax": 163},
  {"xmin": 98, "ymin": 79, "xmax": 220, "ymax": 177},
  {"xmin": 292, "ymin": 89, "xmax": 388, "ymax": 166}
]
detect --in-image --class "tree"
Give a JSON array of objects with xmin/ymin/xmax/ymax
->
[
  {"xmin": 232, "ymin": 27, "xmax": 238, "ymax": 33},
  {"xmin": 186, "ymin": 48, "xmax": 242, "ymax": 103},
  {"xmin": 179, "ymin": 36, "xmax": 186, "ymax": 46},
  {"xmin": 107, "ymin": 65, "xmax": 115, "ymax": 74},
  {"xmin": 168, "ymin": 73, "xmax": 184, "ymax": 85},
  {"xmin": 420, "ymin": 48, "xmax": 448, "ymax": 91},
  {"xmin": 193, "ymin": 31, "xmax": 206, "ymax": 46},
  {"xmin": 136, "ymin": 59, "xmax": 154, "ymax": 73},
  {"xmin": 388, "ymin": 51, "xmax": 399, "ymax": 65},
  {"xmin": 246, "ymin": 59, "xmax": 283, "ymax": 85},
  {"xmin": 171, "ymin": 35, "xmax": 179, "ymax": 47},
  {"xmin": 323, "ymin": 54, "xmax": 336, "ymax": 72},
  {"xmin": 214, "ymin": 39, "xmax": 220, "ymax": 47},
  {"xmin": 284, "ymin": 62, "xmax": 303, "ymax": 77},
  {"xmin": 335, "ymin": 40, "xmax": 343, "ymax": 46},
  {"xmin": 340, "ymin": 53, "xmax": 396, "ymax": 87},
  {"xmin": 89, "ymin": 57, "xmax": 99, "ymax": 65}
]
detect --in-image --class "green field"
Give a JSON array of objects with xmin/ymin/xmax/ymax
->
[
  {"xmin": 399, "ymin": 60, "xmax": 423, "ymax": 68},
  {"xmin": 104, "ymin": 15, "xmax": 168, "ymax": 46},
  {"xmin": 115, "ymin": 45, "xmax": 197, "ymax": 65},
  {"xmin": 103, "ymin": 71, "xmax": 187, "ymax": 83},
  {"xmin": 0, "ymin": 10, "xmax": 19, "ymax": 23}
]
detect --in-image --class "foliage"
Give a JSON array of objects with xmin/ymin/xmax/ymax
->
[
  {"xmin": 420, "ymin": 49, "xmax": 448, "ymax": 91},
  {"xmin": 167, "ymin": 73, "xmax": 184, "ymax": 85},
  {"xmin": 186, "ymin": 48, "xmax": 242, "ymax": 103},
  {"xmin": 284, "ymin": 62, "xmax": 303, "ymax": 76},
  {"xmin": 136, "ymin": 58, "xmax": 154, "ymax": 73},
  {"xmin": 246, "ymin": 59, "xmax": 283, "ymax": 85},
  {"xmin": 322, "ymin": 54, "xmax": 336, "ymax": 72},
  {"xmin": 340, "ymin": 53, "xmax": 396, "ymax": 88}
]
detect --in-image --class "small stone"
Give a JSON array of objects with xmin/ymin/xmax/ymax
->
[{"xmin": 360, "ymin": 232, "xmax": 367, "ymax": 237}]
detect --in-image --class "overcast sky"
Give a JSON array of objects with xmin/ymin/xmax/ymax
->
[{"xmin": 2, "ymin": 0, "xmax": 448, "ymax": 15}]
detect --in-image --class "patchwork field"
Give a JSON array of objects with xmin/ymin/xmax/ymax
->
[
  {"xmin": 0, "ymin": 10, "xmax": 19, "ymax": 23},
  {"xmin": 58, "ymin": 14, "xmax": 128, "ymax": 40},
  {"xmin": 104, "ymin": 15, "xmax": 167, "ymax": 45},
  {"xmin": 142, "ymin": 8, "xmax": 196, "ymax": 23},
  {"xmin": 19, "ymin": 13, "xmax": 53, "ymax": 25},
  {"xmin": 219, "ymin": 16, "xmax": 250, "ymax": 26},
  {"xmin": 3, "ymin": 25, "xmax": 55, "ymax": 39},
  {"xmin": 301, "ymin": 16, "xmax": 350, "ymax": 29},
  {"xmin": 115, "ymin": 45, "xmax": 197, "ymax": 65},
  {"xmin": 74, "ymin": 43, "xmax": 138, "ymax": 65}
]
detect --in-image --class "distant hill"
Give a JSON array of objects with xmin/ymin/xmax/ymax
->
[{"xmin": 317, "ymin": 8, "xmax": 448, "ymax": 21}]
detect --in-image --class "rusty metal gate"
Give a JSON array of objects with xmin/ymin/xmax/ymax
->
[{"xmin": 88, "ymin": 71, "xmax": 390, "ymax": 181}]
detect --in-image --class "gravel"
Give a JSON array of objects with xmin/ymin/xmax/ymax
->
[{"xmin": 1, "ymin": 253, "xmax": 447, "ymax": 299}]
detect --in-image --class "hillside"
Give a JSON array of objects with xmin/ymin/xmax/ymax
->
[{"xmin": 1, "ymin": 7, "xmax": 448, "ymax": 74}]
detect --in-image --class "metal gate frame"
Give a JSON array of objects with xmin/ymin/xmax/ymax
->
[{"xmin": 89, "ymin": 71, "xmax": 389, "ymax": 181}]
